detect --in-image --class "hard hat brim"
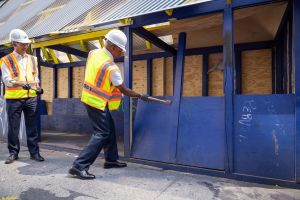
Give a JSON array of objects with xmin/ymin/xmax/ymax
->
[{"xmin": 16, "ymin": 38, "xmax": 31, "ymax": 44}]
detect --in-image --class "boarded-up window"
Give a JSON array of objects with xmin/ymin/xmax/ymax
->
[{"xmin": 242, "ymin": 49, "xmax": 272, "ymax": 94}]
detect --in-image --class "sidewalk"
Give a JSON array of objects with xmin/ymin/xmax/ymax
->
[{"xmin": 0, "ymin": 141, "xmax": 299, "ymax": 200}]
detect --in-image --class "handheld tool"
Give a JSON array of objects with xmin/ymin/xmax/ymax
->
[{"xmin": 145, "ymin": 96, "xmax": 172, "ymax": 105}]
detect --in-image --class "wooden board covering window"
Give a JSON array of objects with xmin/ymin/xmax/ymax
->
[
  {"xmin": 57, "ymin": 68, "xmax": 68, "ymax": 98},
  {"xmin": 183, "ymin": 55, "xmax": 202, "ymax": 96},
  {"xmin": 132, "ymin": 60, "xmax": 147, "ymax": 94},
  {"xmin": 242, "ymin": 49, "xmax": 272, "ymax": 94},
  {"xmin": 165, "ymin": 57, "xmax": 173, "ymax": 96},
  {"xmin": 208, "ymin": 53, "xmax": 224, "ymax": 96},
  {"xmin": 152, "ymin": 58, "xmax": 165, "ymax": 96},
  {"xmin": 72, "ymin": 66, "xmax": 85, "ymax": 98}
]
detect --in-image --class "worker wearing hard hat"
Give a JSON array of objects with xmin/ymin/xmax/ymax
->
[
  {"xmin": 69, "ymin": 29, "xmax": 148, "ymax": 180},
  {"xmin": 1, "ymin": 29, "xmax": 44, "ymax": 164}
]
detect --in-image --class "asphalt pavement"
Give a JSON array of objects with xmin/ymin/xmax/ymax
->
[{"xmin": 0, "ymin": 141, "xmax": 300, "ymax": 200}]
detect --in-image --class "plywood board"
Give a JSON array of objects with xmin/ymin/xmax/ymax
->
[
  {"xmin": 57, "ymin": 68, "xmax": 68, "ymax": 98},
  {"xmin": 143, "ymin": 2, "xmax": 287, "ymax": 51},
  {"xmin": 183, "ymin": 55, "xmax": 202, "ymax": 96},
  {"xmin": 165, "ymin": 57, "xmax": 173, "ymax": 96},
  {"xmin": 208, "ymin": 53, "xmax": 224, "ymax": 96},
  {"xmin": 72, "ymin": 66, "xmax": 85, "ymax": 98},
  {"xmin": 132, "ymin": 60, "xmax": 147, "ymax": 94},
  {"xmin": 242, "ymin": 49, "xmax": 272, "ymax": 94},
  {"xmin": 152, "ymin": 57, "xmax": 165, "ymax": 96},
  {"xmin": 40, "ymin": 66, "xmax": 53, "ymax": 102}
]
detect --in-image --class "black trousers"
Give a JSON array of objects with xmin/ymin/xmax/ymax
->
[
  {"xmin": 73, "ymin": 104, "xmax": 119, "ymax": 171},
  {"xmin": 6, "ymin": 97, "xmax": 39, "ymax": 156}
]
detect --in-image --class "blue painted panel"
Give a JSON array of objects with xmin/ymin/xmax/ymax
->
[
  {"xmin": 176, "ymin": 97, "xmax": 225, "ymax": 170},
  {"xmin": 293, "ymin": 0, "xmax": 300, "ymax": 183},
  {"xmin": 131, "ymin": 97, "xmax": 177, "ymax": 162},
  {"xmin": 234, "ymin": 94, "xmax": 295, "ymax": 181}
]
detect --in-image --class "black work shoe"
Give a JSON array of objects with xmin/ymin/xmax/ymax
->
[
  {"xmin": 104, "ymin": 160, "xmax": 127, "ymax": 169},
  {"xmin": 69, "ymin": 167, "xmax": 95, "ymax": 180},
  {"xmin": 5, "ymin": 154, "xmax": 18, "ymax": 164},
  {"xmin": 30, "ymin": 153, "xmax": 45, "ymax": 162}
]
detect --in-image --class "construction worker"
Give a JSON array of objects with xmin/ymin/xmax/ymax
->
[
  {"xmin": 69, "ymin": 29, "xmax": 148, "ymax": 180},
  {"xmin": 1, "ymin": 29, "xmax": 44, "ymax": 164}
]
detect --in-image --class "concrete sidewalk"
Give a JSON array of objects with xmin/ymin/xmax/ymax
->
[{"xmin": 0, "ymin": 142, "xmax": 299, "ymax": 200}]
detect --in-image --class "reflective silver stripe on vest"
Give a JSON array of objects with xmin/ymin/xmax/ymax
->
[
  {"xmin": 96, "ymin": 62, "xmax": 115, "ymax": 87},
  {"xmin": 6, "ymin": 55, "xmax": 18, "ymax": 77},
  {"xmin": 84, "ymin": 83, "xmax": 122, "ymax": 100}
]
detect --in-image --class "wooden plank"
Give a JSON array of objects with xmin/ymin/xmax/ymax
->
[
  {"xmin": 242, "ymin": 49, "xmax": 272, "ymax": 94},
  {"xmin": 208, "ymin": 53, "xmax": 224, "ymax": 96},
  {"xmin": 183, "ymin": 55, "xmax": 202, "ymax": 96},
  {"xmin": 152, "ymin": 58, "xmax": 165, "ymax": 96},
  {"xmin": 165, "ymin": 57, "xmax": 174, "ymax": 96},
  {"xmin": 57, "ymin": 68, "xmax": 69, "ymax": 98},
  {"xmin": 132, "ymin": 60, "xmax": 147, "ymax": 94},
  {"xmin": 72, "ymin": 66, "xmax": 85, "ymax": 98},
  {"xmin": 40, "ymin": 66, "xmax": 53, "ymax": 102}
]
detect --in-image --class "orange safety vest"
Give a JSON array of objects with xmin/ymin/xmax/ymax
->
[
  {"xmin": 81, "ymin": 49, "xmax": 123, "ymax": 111},
  {"xmin": 1, "ymin": 53, "xmax": 38, "ymax": 99}
]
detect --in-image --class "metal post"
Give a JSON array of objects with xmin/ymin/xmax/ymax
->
[
  {"xmin": 68, "ymin": 67, "xmax": 72, "ymax": 98},
  {"xmin": 202, "ymin": 54, "xmax": 208, "ymax": 96},
  {"xmin": 171, "ymin": 32, "xmax": 186, "ymax": 162},
  {"xmin": 147, "ymin": 58, "xmax": 152, "ymax": 95},
  {"xmin": 35, "ymin": 48, "xmax": 42, "ymax": 141},
  {"xmin": 123, "ymin": 26, "xmax": 133, "ymax": 157},
  {"xmin": 223, "ymin": 2, "xmax": 234, "ymax": 174},
  {"xmin": 293, "ymin": 0, "xmax": 300, "ymax": 183},
  {"xmin": 53, "ymin": 68, "xmax": 57, "ymax": 98}
]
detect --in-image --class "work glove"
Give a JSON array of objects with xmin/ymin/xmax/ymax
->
[
  {"xmin": 36, "ymin": 87, "xmax": 44, "ymax": 95},
  {"xmin": 140, "ymin": 94, "xmax": 149, "ymax": 101},
  {"xmin": 21, "ymin": 83, "xmax": 31, "ymax": 90}
]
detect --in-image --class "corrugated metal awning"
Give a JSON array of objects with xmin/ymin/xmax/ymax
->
[{"xmin": 0, "ymin": 0, "xmax": 212, "ymax": 45}]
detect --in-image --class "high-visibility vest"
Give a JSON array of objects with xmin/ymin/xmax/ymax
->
[
  {"xmin": 81, "ymin": 49, "xmax": 123, "ymax": 111},
  {"xmin": 1, "ymin": 53, "xmax": 38, "ymax": 99}
]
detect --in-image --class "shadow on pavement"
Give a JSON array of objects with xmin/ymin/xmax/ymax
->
[{"xmin": 19, "ymin": 188, "xmax": 97, "ymax": 200}]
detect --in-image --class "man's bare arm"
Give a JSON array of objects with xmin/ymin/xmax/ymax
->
[{"xmin": 116, "ymin": 84, "xmax": 141, "ymax": 98}]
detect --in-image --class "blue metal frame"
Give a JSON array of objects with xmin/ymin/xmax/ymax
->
[
  {"xmin": 132, "ymin": 27, "xmax": 177, "ymax": 54},
  {"xmin": 223, "ymin": 2, "xmax": 234, "ymax": 174},
  {"xmin": 35, "ymin": 48, "xmax": 42, "ymax": 141},
  {"xmin": 123, "ymin": 26, "xmax": 132, "ymax": 157},
  {"xmin": 132, "ymin": 0, "xmax": 225, "ymax": 28},
  {"xmin": 32, "ymin": 0, "xmax": 300, "ymax": 187},
  {"xmin": 172, "ymin": 32, "xmax": 186, "ymax": 163},
  {"xmin": 283, "ymin": 23, "xmax": 288, "ymax": 93},
  {"xmin": 288, "ymin": 15, "xmax": 293, "ymax": 93},
  {"xmin": 232, "ymin": 0, "xmax": 286, "ymax": 9},
  {"xmin": 47, "ymin": 45, "xmax": 88, "ymax": 58},
  {"xmin": 68, "ymin": 67, "xmax": 72, "ymax": 98},
  {"xmin": 147, "ymin": 58, "xmax": 152, "ymax": 95},
  {"xmin": 202, "ymin": 54, "xmax": 208, "ymax": 96},
  {"xmin": 53, "ymin": 68, "xmax": 57, "ymax": 98},
  {"xmin": 293, "ymin": 0, "xmax": 300, "ymax": 183}
]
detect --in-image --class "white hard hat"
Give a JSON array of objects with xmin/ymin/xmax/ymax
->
[
  {"xmin": 9, "ymin": 29, "xmax": 31, "ymax": 43},
  {"xmin": 104, "ymin": 29, "xmax": 127, "ymax": 52}
]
